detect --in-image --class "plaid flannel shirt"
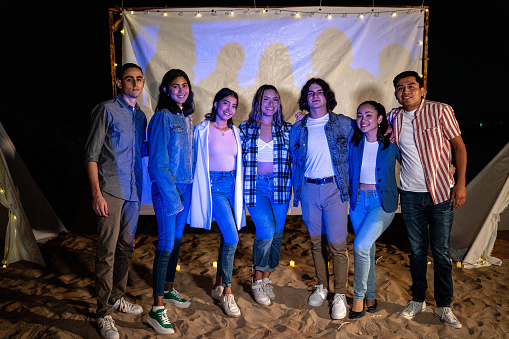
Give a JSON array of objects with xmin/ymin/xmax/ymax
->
[{"xmin": 239, "ymin": 120, "xmax": 292, "ymax": 207}]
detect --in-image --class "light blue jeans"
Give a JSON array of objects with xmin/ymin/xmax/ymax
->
[
  {"xmin": 350, "ymin": 190, "xmax": 395, "ymax": 301},
  {"xmin": 152, "ymin": 182, "xmax": 191, "ymax": 297},
  {"xmin": 210, "ymin": 171, "xmax": 239, "ymax": 287},
  {"xmin": 247, "ymin": 174, "xmax": 289, "ymax": 272}
]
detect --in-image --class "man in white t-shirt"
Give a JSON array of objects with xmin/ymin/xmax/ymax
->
[
  {"xmin": 290, "ymin": 78, "xmax": 355, "ymax": 320},
  {"xmin": 388, "ymin": 71, "xmax": 467, "ymax": 329}
]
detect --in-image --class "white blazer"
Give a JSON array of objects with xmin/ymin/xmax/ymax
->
[{"xmin": 188, "ymin": 120, "xmax": 245, "ymax": 230}]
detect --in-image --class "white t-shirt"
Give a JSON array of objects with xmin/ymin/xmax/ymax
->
[
  {"xmin": 360, "ymin": 138, "xmax": 378, "ymax": 184},
  {"xmin": 399, "ymin": 109, "xmax": 428, "ymax": 192},
  {"xmin": 305, "ymin": 114, "xmax": 334, "ymax": 178}
]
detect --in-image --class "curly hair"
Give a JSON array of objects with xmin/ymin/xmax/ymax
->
[{"xmin": 298, "ymin": 78, "xmax": 337, "ymax": 112}]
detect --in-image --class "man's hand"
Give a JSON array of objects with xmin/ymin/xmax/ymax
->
[
  {"xmin": 293, "ymin": 112, "xmax": 305, "ymax": 122},
  {"xmin": 451, "ymin": 184, "xmax": 466, "ymax": 209},
  {"xmin": 92, "ymin": 193, "xmax": 109, "ymax": 217}
]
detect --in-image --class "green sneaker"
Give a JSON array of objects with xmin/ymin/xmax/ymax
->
[
  {"xmin": 163, "ymin": 288, "xmax": 191, "ymax": 308},
  {"xmin": 147, "ymin": 308, "xmax": 175, "ymax": 334}
]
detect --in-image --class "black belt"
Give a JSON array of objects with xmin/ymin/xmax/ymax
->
[{"xmin": 305, "ymin": 176, "xmax": 334, "ymax": 185}]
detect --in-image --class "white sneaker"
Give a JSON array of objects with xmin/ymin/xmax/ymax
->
[
  {"xmin": 98, "ymin": 315, "xmax": 119, "ymax": 339},
  {"xmin": 220, "ymin": 293, "xmax": 241, "ymax": 317},
  {"xmin": 308, "ymin": 284, "xmax": 328, "ymax": 306},
  {"xmin": 331, "ymin": 294, "xmax": 348, "ymax": 320},
  {"xmin": 252, "ymin": 280, "xmax": 270, "ymax": 305},
  {"xmin": 434, "ymin": 307, "xmax": 462, "ymax": 329},
  {"xmin": 262, "ymin": 278, "xmax": 276, "ymax": 300},
  {"xmin": 400, "ymin": 301, "xmax": 426, "ymax": 319},
  {"xmin": 211, "ymin": 285, "xmax": 224, "ymax": 301},
  {"xmin": 112, "ymin": 297, "xmax": 143, "ymax": 315}
]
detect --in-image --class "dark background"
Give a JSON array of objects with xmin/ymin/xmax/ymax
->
[{"xmin": 2, "ymin": 1, "xmax": 507, "ymax": 232}]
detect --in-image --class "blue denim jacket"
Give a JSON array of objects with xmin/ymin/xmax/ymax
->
[
  {"xmin": 148, "ymin": 109, "xmax": 193, "ymax": 216},
  {"xmin": 290, "ymin": 112, "xmax": 355, "ymax": 207}
]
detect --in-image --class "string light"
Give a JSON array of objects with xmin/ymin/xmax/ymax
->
[
  {"xmin": 289, "ymin": 260, "xmax": 295, "ymax": 267},
  {"xmin": 176, "ymin": 264, "xmax": 181, "ymax": 271},
  {"xmin": 126, "ymin": 8, "xmax": 425, "ymax": 20},
  {"xmin": 212, "ymin": 261, "xmax": 217, "ymax": 267}
]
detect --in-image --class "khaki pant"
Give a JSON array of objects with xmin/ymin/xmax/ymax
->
[
  {"xmin": 301, "ymin": 180, "xmax": 349, "ymax": 294},
  {"xmin": 96, "ymin": 192, "xmax": 140, "ymax": 317}
]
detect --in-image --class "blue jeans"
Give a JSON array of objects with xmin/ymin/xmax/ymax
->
[
  {"xmin": 400, "ymin": 190, "xmax": 454, "ymax": 307},
  {"xmin": 152, "ymin": 182, "xmax": 191, "ymax": 297},
  {"xmin": 350, "ymin": 190, "xmax": 395, "ymax": 301},
  {"xmin": 247, "ymin": 174, "xmax": 289, "ymax": 273},
  {"xmin": 211, "ymin": 171, "xmax": 239, "ymax": 287}
]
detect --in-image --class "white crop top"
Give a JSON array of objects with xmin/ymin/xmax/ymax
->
[
  {"xmin": 360, "ymin": 139, "xmax": 378, "ymax": 184},
  {"xmin": 257, "ymin": 138, "xmax": 273, "ymax": 162}
]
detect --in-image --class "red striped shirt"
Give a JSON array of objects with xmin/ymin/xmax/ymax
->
[{"xmin": 389, "ymin": 100, "xmax": 461, "ymax": 205}]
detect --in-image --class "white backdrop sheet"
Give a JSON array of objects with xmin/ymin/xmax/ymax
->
[
  {"xmin": 122, "ymin": 6, "xmax": 424, "ymax": 123},
  {"xmin": 122, "ymin": 7, "xmax": 424, "ymax": 214}
]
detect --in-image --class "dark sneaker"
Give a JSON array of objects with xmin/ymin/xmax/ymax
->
[{"xmin": 163, "ymin": 288, "xmax": 191, "ymax": 308}]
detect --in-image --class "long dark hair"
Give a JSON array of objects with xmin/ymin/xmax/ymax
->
[
  {"xmin": 351, "ymin": 101, "xmax": 391, "ymax": 150},
  {"xmin": 155, "ymin": 69, "xmax": 194, "ymax": 116},
  {"xmin": 205, "ymin": 88, "xmax": 238, "ymax": 128},
  {"xmin": 248, "ymin": 84, "xmax": 284, "ymax": 129},
  {"xmin": 298, "ymin": 78, "xmax": 337, "ymax": 112}
]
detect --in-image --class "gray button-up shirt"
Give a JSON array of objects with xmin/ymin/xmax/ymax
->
[{"xmin": 84, "ymin": 94, "xmax": 147, "ymax": 202}]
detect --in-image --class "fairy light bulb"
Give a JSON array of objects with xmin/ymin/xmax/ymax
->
[{"xmin": 289, "ymin": 260, "xmax": 295, "ymax": 267}]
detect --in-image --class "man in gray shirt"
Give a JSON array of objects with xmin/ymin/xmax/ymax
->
[{"xmin": 84, "ymin": 63, "xmax": 147, "ymax": 339}]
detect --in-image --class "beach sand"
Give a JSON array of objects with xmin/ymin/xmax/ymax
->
[{"xmin": 1, "ymin": 215, "xmax": 508, "ymax": 338}]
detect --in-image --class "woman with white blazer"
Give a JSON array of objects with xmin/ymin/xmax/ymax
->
[{"xmin": 188, "ymin": 88, "xmax": 244, "ymax": 317}]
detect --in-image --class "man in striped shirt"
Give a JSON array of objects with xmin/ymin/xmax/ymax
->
[{"xmin": 388, "ymin": 71, "xmax": 467, "ymax": 329}]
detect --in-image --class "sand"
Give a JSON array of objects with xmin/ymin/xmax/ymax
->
[{"xmin": 1, "ymin": 215, "xmax": 508, "ymax": 338}]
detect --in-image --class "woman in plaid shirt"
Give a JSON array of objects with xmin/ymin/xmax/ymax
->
[{"xmin": 239, "ymin": 85, "xmax": 292, "ymax": 305}]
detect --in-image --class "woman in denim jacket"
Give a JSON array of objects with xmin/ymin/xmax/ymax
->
[
  {"xmin": 348, "ymin": 101, "xmax": 400, "ymax": 319},
  {"xmin": 189, "ymin": 88, "xmax": 245, "ymax": 317},
  {"xmin": 146, "ymin": 69, "xmax": 194, "ymax": 334},
  {"xmin": 239, "ymin": 85, "xmax": 292, "ymax": 305}
]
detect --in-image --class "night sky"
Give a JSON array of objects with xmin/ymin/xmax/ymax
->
[{"xmin": 2, "ymin": 1, "xmax": 507, "ymax": 231}]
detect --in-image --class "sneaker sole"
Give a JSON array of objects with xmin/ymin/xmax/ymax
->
[
  {"xmin": 308, "ymin": 299, "xmax": 325, "ymax": 307},
  {"xmin": 147, "ymin": 316, "xmax": 175, "ymax": 334},
  {"xmin": 433, "ymin": 312, "xmax": 463, "ymax": 329},
  {"xmin": 164, "ymin": 298, "xmax": 191, "ymax": 308}
]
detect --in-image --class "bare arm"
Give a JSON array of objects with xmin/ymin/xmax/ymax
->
[
  {"xmin": 86, "ymin": 162, "xmax": 108, "ymax": 217},
  {"xmin": 450, "ymin": 135, "xmax": 467, "ymax": 209}
]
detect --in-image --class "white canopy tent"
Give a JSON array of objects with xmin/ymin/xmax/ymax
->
[
  {"xmin": 0, "ymin": 123, "xmax": 67, "ymax": 266},
  {"xmin": 451, "ymin": 143, "xmax": 509, "ymax": 268}
]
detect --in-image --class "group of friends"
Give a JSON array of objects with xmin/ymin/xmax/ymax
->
[{"xmin": 84, "ymin": 63, "xmax": 467, "ymax": 338}]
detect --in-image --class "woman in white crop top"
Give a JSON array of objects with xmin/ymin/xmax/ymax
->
[
  {"xmin": 189, "ymin": 88, "xmax": 245, "ymax": 318},
  {"xmin": 348, "ymin": 101, "xmax": 401, "ymax": 319},
  {"xmin": 239, "ymin": 85, "xmax": 292, "ymax": 306}
]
